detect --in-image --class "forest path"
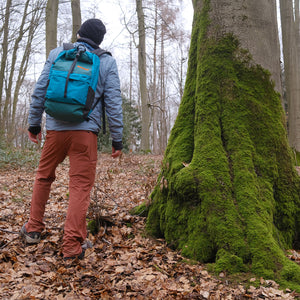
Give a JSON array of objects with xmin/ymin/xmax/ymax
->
[{"xmin": 0, "ymin": 154, "xmax": 299, "ymax": 299}]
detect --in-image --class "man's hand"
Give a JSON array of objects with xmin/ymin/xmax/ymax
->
[
  {"xmin": 111, "ymin": 146, "xmax": 122, "ymax": 158},
  {"xmin": 28, "ymin": 131, "xmax": 42, "ymax": 144}
]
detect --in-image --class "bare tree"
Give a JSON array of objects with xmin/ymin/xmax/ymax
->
[
  {"xmin": 148, "ymin": 0, "xmax": 182, "ymax": 153},
  {"xmin": 118, "ymin": 0, "xmax": 191, "ymax": 153},
  {"xmin": 0, "ymin": 1, "xmax": 45, "ymax": 144}
]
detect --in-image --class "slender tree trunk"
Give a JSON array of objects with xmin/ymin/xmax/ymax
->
[
  {"xmin": 146, "ymin": 0, "xmax": 300, "ymax": 289},
  {"xmin": 129, "ymin": 38, "xmax": 133, "ymax": 104},
  {"xmin": 46, "ymin": 0, "xmax": 58, "ymax": 58},
  {"xmin": 160, "ymin": 24, "xmax": 167, "ymax": 153},
  {"xmin": 152, "ymin": 0, "xmax": 159, "ymax": 154},
  {"xmin": 280, "ymin": 0, "xmax": 300, "ymax": 152},
  {"xmin": 0, "ymin": 0, "xmax": 12, "ymax": 129},
  {"xmin": 136, "ymin": 0, "xmax": 150, "ymax": 151},
  {"xmin": 71, "ymin": 0, "xmax": 81, "ymax": 43}
]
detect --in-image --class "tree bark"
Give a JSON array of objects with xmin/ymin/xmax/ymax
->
[
  {"xmin": 71, "ymin": 0, "xmax": 81, "ymax": 43},
  {"xmin": 46, "ymin": 0, "xmax": 58, "ymax": 58},
  {"xmin": 146, "ymin": 0, "xmax": 300, "ymax": 289},
  {"xmin": 136, "ymin": 0, "xmax": 150, "ymax": 151}
]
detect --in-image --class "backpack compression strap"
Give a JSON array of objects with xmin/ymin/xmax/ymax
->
[{"xmin": 64, "ymin": 46, "xmax": 86, "ymax": 98}]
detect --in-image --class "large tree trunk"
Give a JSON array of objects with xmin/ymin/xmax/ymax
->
[
  {"xmin": 280, "ymin": 0, "xmax": 300, "ymax": 152},
  {"xmin": 146, "ymin": 0, "xmax": 300, "ymax": 289}
]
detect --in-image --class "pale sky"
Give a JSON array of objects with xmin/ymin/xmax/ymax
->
[{"xmin": 80, "ymin": 0, "xmax": 194, "ymax": 53}]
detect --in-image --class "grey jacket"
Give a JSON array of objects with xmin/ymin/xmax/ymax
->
[{"xmin": 28, "ymin": 42, "xmax": 123, "ymax": 142}]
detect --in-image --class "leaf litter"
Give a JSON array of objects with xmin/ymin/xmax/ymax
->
[{"xmin": 0, "ymin": 153, "xmax": 299, "ymax": 299}]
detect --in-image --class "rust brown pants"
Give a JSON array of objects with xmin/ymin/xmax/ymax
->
[{"xmin": 26, "ymin": 130, "xmax": 97, "ymax": 258}]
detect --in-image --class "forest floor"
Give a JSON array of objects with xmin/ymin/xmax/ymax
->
[{"xmin": 0, "ymin": 153, "xmax": 299, "ymax": 299}]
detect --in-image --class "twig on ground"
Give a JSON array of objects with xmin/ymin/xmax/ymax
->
[
  {"xmin": 102, "ymin": 238, "xmax": 111, "ymax": 245},
  {"xmin": 0, "ymin": 228, "xmax": 20, "ymax": 235},
  {"xmin": 0, "ymin": 236, "xmax": 20, "ymax": 249}
]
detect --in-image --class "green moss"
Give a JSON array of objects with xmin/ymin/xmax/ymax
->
[
  {"xmin": 293, "ymin": 150, "xmax": 300, "ymax": 165},
  {"xmin": 146, "ymin": 0, "xmax": 300, "ymax": 292},
  {"xmin": 279, "ymin": 261, "xmax": 300, "ymax": 289},
  {"xmin": 215, "ymin": 249, "xmax": 248, "ymax": 274},
  {"xmin": 130, "ymin": 202, "xmax": 148, "ymax": 217},
  {"xmin": 87, "ymin": 219, "xmax": 99, "ymax": 235}
]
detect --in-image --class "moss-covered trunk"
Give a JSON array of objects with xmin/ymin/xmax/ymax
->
[{"xmin": 146, "ymin": 0, "xmax": 300, "ymax": 290}]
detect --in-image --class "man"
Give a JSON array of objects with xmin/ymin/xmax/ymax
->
[{"xmin": 21, "ymin": 19, "xmax": 123, "ymax": 260}]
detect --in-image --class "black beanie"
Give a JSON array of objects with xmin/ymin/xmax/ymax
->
[{"xmin": 77, "ymin": 19, "xmax": 106, "ymax": 47}]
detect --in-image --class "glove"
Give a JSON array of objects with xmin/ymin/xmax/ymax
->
[
  {"xmin": 111, "ymin": 141, "xmax": 122, "ymax": 158},
  {"xmin": 28, "ymin": 126, "xmax": 41, "ymax": 135},
  {"xmin": 112, "ymin": 140, "xmax": 123, "ymax": 150}
]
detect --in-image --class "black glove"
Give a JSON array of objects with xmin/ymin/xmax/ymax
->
[
  {"xmin": 28, "ymin": 126, "xmax": 41, "ymax": 135},
  {"xmin": 112, "ymin": 140, "xmax": 123, "ymax": 150}
]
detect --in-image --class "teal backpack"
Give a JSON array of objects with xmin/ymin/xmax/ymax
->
[{"xmin": 45, "ymin": 43, "xmax": 110, "ymax": 124}]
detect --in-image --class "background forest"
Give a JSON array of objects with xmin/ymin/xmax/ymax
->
[
  {"xmin": 0, "ymin": 0, "xmax": 192, "ymax": 157},
  {"xmin": 1, "ymin": 0, "xmax": 300, "ymax": 158}
]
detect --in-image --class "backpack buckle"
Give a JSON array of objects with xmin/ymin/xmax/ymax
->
[{"xmin": 76, "ymin": 44, "xmax": 86, "ymax": 57}]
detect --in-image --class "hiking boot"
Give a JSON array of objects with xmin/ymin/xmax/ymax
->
[
  {"xmin": 63, "ymin": 239, "xmax": 92, "ymax": 260},
  {"xmin": 20, "ymin": 223, "xmax": 41, "ymax": 244},
  {"xmin": 63, "ymin": 249, "xmax": 85, "ymax": 261},
  {"xmin": 82, "ymin": 239, "xmax": 93, "ymax": 251}
]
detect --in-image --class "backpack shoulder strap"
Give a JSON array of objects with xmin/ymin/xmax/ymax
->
[
  {"xmin": 91, "ymin": 48, "xmax": 111, "ymax": 135},
  {"xmin": 92, "ymin": 48, "xmax": 112, "ymax": 57}
]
